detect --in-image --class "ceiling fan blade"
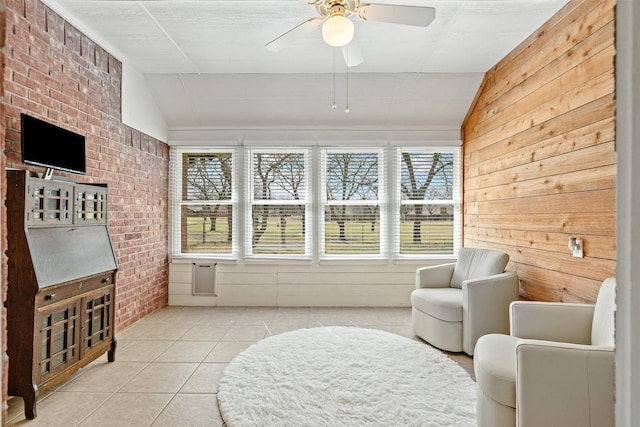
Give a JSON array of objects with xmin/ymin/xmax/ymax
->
[
  {"xmin": 265, "ymin": 18, "xmax": 323, "ymax": 52},
  {"xmin": 357, "ymin": 4, "xmax": 436, "ymax": 27},
  {"xmin": 341, "ymin": 35, "xmax": 364, "ymax": 67}
]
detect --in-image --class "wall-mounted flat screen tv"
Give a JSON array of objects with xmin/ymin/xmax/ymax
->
[{"xmin": 21, "ymin": 113, "xmax": 86, "ymax": 175}]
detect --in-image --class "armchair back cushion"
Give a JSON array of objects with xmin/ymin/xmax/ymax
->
[
  {"xmin": 591, "ymin": 277, "xmax": 616, "ymax": 346},
  {"xmin": 450, "ymin": 248, "xmax": 510, "ymax": 288}
]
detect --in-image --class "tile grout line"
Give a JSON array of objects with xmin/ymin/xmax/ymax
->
[{"xmin": 6, "ymin": 307, "xmax": 431, "ymax": 426}]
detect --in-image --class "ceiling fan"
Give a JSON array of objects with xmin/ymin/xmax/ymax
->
[{"xmin": 265, "ymin": 0, "xmax": 436, "ymax": 67}]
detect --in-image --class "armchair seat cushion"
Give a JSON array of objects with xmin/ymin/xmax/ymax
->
[
  {"xmin": 474, "ymin": 333, "xmax": 517, "ymax": 408},
  {"xmin": 411, "ymin": 288, "xmax": 462, "ymax": 322}
]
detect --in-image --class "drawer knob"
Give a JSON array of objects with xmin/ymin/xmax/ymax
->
[
  {"xmin": 102, "ymin": 277, "xmax": 110, "ymax": 284},
  {"xmin": 45, "ymin": 293, "xmax": 56, "ymax": 300}
]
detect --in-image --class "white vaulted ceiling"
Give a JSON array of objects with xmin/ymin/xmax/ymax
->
[{"xmin": 42, "ymin": 0, "xmax": 569, "ymax": 132}]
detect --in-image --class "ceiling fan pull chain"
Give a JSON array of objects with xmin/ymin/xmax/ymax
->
[
  {"xmin": 345, "ymin": 47, "xmax": 350, "ymax": 113},
  {"xmin": 332, "ymin": 48, "xmax": 337, "ymax": 110}
]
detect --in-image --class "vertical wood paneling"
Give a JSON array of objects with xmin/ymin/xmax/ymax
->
[{"xmin": 462, "ymin": 0, "xmax": 616, "ymax": 303}]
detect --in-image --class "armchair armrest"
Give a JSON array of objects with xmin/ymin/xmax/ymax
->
[
  {"xmin": 415, "ymin": 262, "xmax": 455, "ymax": 289},
  {"xmin": 462, "ymin": 270, "xmax": 520, "ymax": 355},
  {"xmin": 510, "ymin": 301, "xmax": 595, "ymax": 344},
  {"xmin": 516, "ymin": 339, "xmax": 614, "ymax": 427}
]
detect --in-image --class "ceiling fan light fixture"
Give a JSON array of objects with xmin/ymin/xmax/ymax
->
[{"xmin": 321, "ymin": 14, "xmax": 354, "ymax": 47}]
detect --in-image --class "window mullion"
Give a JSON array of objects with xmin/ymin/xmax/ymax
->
[
  {"xmin": 384, "ymin": 146, "xmax": 395, "ymax": 258},
  {"xmin": 311, "ymin": 146, "xmax": 320, "ymax": 262},
  {"xmin": 235, "ymin": 147, "xmax": 244, "ymax": 259}
]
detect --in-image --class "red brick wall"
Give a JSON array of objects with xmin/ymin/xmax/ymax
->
[{"xmin": 1, "ymin": 1, "xmax": 169, "ymax": 413}]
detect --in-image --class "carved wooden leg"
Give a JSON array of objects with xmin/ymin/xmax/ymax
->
[
  {"xmin": 23, "ymin": 384, "xmax": 38, "ymax": 420},
  {"xmin": 108, "ymin": 336, "xmax": 117, "ymax": 363}
]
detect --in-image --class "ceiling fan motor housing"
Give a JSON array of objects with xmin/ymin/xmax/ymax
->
[
  {"xmin": 328, "ymin": 4, "xmax": 347, "ymax": 17},
  {"xmin": 319, "ymin": 0, "xmax": 358, "ymax": 17}
]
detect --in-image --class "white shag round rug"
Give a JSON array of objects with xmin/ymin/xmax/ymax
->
[{"xmin": 217, "ymin": 326, "xmax": 476, "ymax": 426}]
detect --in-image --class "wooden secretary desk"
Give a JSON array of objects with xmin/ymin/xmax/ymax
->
[{"xmin": 6, "ymin": 170, "xmax": 118, "ymax": 419}]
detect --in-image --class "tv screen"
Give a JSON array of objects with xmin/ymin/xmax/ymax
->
[{"xmin": 20, "ymin": 113, "xmax": 86, "ymax": 175}]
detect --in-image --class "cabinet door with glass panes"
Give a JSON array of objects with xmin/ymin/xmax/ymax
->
[
  {"xmin": 74, "ymin": 184, "xmax": 108, "ymax": 225},
  {"xmin": 27, "ymin": 180, "xmax": 75, "ymax": 226},
  {"xmin": 35, "ymin": 299, "xmax": 82, "ymax": 385},
  {"xmin": 81, "ymin": 286, "xmax": 116, "ymax": 361}
]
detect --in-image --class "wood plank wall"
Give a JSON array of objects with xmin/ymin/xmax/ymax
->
[{"xmin": 461, "ymin": 0, "xmax": 616, "ymax": 304}]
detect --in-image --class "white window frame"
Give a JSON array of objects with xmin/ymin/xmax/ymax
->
[
  {"xmin": 245, "ymin": 147, "xmax": 312, "ymax": 259},
  {"xmin": 169, "ymin": 144, "xmax": 461, "ymax": 261},
  {"xmin": 393, "ymin": 147, "xmax": 461, "ymax": 259},
  {"xmin": 320, "ymin": 147, "xmax": 386, "ymax": 259},
  {"xmin": 170, "ymin": 147, "xmax": 238, "ymax": 259}
]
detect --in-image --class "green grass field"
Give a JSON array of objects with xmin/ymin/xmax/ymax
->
[{"xmin": 183, "ymin": 216, "xmax": 453, "ymax": 254}]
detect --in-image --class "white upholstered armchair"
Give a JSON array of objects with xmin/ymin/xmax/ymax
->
[
  {"xmin": 474, "ymin": 277, "xmax": 616, "ymax": 427},
  {"xmin": 410, "ymin": 248, "xmax": 520, "ymax": 355}
]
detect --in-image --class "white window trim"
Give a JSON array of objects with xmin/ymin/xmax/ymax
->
[
  {"xmin": 320, "ymin": 147, "xmax": 386, "ymax": 260},
  {"xmin": 169, "ymin": 144, "xmax": 461, "ymax": 261},
  {"xmin": 245, "ymin": 147, "xmax": 312, "ymax": 260},
  {"xmin": 170, "ymin": 147, "xmax": 239, "ymax": 260},
  {"xmin": 393, "ymin": 147, "xmax": 461, "ymax": 259}
]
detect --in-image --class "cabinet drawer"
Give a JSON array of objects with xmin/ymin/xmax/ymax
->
[{"xmin": 36, "ymin": 273, "xmax": 115, "ymax": 308}]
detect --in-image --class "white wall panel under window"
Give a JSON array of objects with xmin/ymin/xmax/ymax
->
[{"xmin": 168, "ymin": 258, "xmax": 449, "ymax": 307}]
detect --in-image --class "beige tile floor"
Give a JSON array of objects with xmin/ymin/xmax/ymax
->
[{"xmin": 6, "ymin": 306, "xmax": 474, "ymax": 426}]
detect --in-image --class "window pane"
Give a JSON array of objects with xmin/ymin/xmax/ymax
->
[
  {"xmin": 399, "ymin": 150, "xmax": 457, "ymax": 255},
  {"xmin": 252, "ymin": 205, "xmax": 306, "ymax": 255},
  {"xmin": 326, "ymin": 152, "xmax": 378, "ymax": 201},
  {"xmin": 399, "ymin": 203, "xmax": 454, "ymax": 254},
  {"xmin": 183, "ymin": 153, "xmax": 232, "ymax": 201},
  {"xmin": 324, "ymin": 205, "xmax": 380, "ymax": 255},
  {"xmin": 400, "ymin": 152, "xmax": 453, "ymax": 201},
  {"xmin": 253, "ymin": 153, "xmax": 305, "ymax": 201},
  {"xmin": 181, "ymin": 204, "xmax": 232, "ymax": 254}
]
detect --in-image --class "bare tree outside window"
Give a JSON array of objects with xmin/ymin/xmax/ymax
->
[
  {"xmin": 182, "ymin": 153, "xmax": 233, "ymax": 253},
  {"xmin": 324, "ymin": 152, "xmax": 380, "ymax": 254},
  {"xmin": 252, "ymin": 152, "xmax": 306, "ymax": 254},
  {"xmin": 400, "ymin": 152, "xmax": 454, "ymax": 254}
]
